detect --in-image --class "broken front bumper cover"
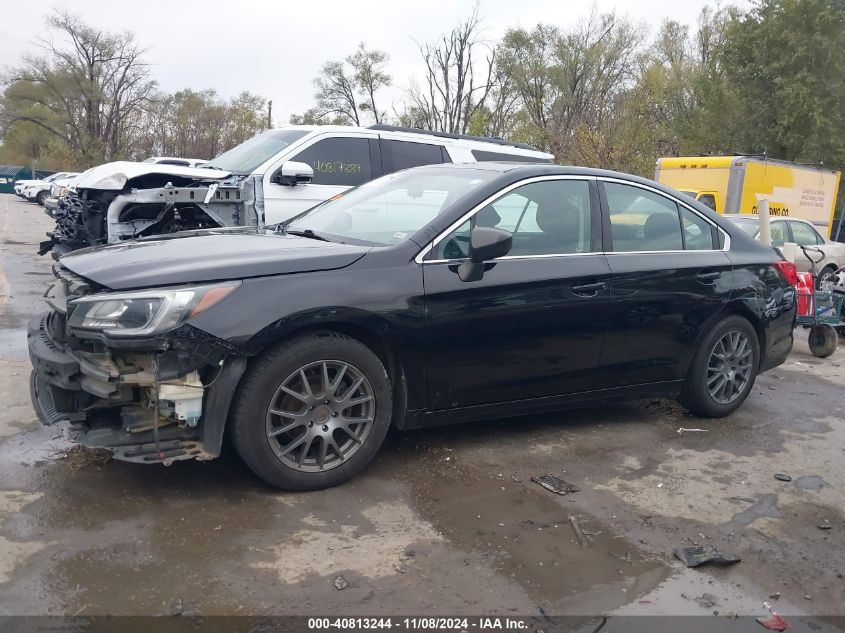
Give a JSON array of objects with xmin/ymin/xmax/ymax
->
[{"xmin": 28, "ymin": 312, "xmax": 247, "ymax": 465}]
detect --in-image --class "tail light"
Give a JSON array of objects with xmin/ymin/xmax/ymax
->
[{"xmin": 773, "ymin": 260, "xmax": 798, "ymax": 286}]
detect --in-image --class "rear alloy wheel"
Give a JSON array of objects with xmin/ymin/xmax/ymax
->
[
  {"xmin": 231, "ymin": 332, "xmax": 392, "ymax": 490},
  {"xmin": 681, "ymin": 315, "xmax": 760, "ymax": 417},
  {"xmin": 36, "ymin": 190, "xmax": 48, "ymax": 206}
]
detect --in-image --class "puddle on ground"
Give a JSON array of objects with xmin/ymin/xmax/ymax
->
[{"xmin": 403, "ymin": 467, "xmax": 668, "ymax": 606}]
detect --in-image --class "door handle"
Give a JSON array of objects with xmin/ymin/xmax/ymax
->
[
  {"xmin": 696, "ymin": 269, "xmax": 721, "ymax": 283},
  {"xmin": 571, "ymin": 281, "xmax": 607, "ymax": 296}
]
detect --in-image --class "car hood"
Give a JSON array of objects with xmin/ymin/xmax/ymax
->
[
  {"xmin": 60, "ymin": 230, "xmax": 371, "ymax": 290},
  {"xmin": 72, "ymin": 161, "xmax": 231, "ymax": 191}
]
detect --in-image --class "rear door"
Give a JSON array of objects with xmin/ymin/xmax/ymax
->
[
  {"xmin": 597, "ymin": 179, "xmax": 733, "ymax": 387},
  {"xmin": 422, "ymin": 176, "xmax": 611, "ymax": 409},
  {"xmin": 379, "ymin": 138, "xmax": 449, "ymax": 175}
]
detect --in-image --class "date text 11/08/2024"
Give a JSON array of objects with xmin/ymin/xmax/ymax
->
[{"xmin": 307, "ymin": 617, "xmax": 530, "ymax": 630}]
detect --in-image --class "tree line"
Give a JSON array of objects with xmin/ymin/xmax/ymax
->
[
  {"xmin": 1, "ymin": 0, "xmax": 843, "ymax": 185},
  {"xmin": 0, "ymin": 11, "xmax": 268, "ymax": 169}
]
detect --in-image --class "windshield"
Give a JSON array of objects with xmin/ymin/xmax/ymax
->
[
  {"xmin": 286, "ymin": 168, "xmax": 497, "ymax": 246},
  {"xmin": 206, "ymin": 129, "xmax": 309, "ymax": 175}
]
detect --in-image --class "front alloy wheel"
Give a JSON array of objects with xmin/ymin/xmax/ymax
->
[
  {"xmin": 231, "ymin": 331, "xmax": 392, "ymax": 490},
  {"xmin": 266, "ymin": 360, "xmax": 375, "ymax": 472}
]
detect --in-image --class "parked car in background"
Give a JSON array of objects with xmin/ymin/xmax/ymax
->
[
  {"xmin": 15, "ymin": 172, "xmax": 69, "ymax": 199},
  {"xmin": 40, "ymin": 125, "xmax": 553, "ymax": 255},
  {"xmin": 44, "ymin": 172, "xmax": 87, "ymax": 214},
  {"xmin": 29, "ymin": 163, "xmax": 796, "ymax": 490},
  {"xmin": 24, "ymin": 173, "xmax": 80, "ymax": 206},
  {"xmin": 725, "ymin": 214, "xmax": 845, "ymax": 287},
  {"xmin": 142, "ymin": 157, "xmax": 208, "ymax": 168}
]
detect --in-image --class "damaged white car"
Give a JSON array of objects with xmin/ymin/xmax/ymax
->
[{"xmin": 40, "ymin": 125, "xmax": 554, "ymax": 256}]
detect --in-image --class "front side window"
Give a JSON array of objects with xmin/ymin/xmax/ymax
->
[
  {"xmin": 286, "ymin": 167, "xmax": 496, "ymax": 246},
  {"xmin": 605, "ymin": 183, "xmax": 683, "ymax": 252},
  {"xmin": 290, "ymin": 137, "xmax": 372, "ymax": 187},
  {"xmin": 435, "ymin": 179, "xmax": 592, "ymax": 259},
  {"xmin": 770, "ymin": 221, "xmax": 788, "ymax": 247},
  {"xmin": 789, "ymin": 221, "xmax": 822, "ymax": 246},
  {"xmin": 382, "ymin": 140, "xmax": 447, "ymax": 174}
]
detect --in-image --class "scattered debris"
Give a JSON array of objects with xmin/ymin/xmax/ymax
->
[
  {"xmin": 399, "ymin": 547, "xmax": 415, "ymax": 561},
  {"xmin": 757, "ymin": 602, "xmax": 788, "ymax": 631},
  {"xmin": 768, "ymin": 592, "xmax": 781, "ymax": 601},
  {"xmin": 169, "ymin": 597, "xmax": 184, "ymax": 616},
  {"xmin": 569, "ymin": 515, "xmax": 590, "ymax": 548},
  {"xmin": 674, "ymin": 545, "xmax": 741, "ymax": 568},
  {"xmin": 730, "ymin": 496, "xmax": 757, "ymax": 503},
  {"xmin": 656, "ymin": 483, "xmax": 664, "ymax": 488},
  {"xmin": 773, "ymin": 473, "xmax": 792, "ymax": 482},
  {"xmin": 393, "ymin": 562, "xmax": 407, "ymax": 574},
  {"xmin": 511, "ymin": 473, "xmax": 523, "ymax": 483},
  {"xmin": 677, "ymin": 427, "xmax": 709, "ymax": 434},
  {"xmin": 59, "ymin": 445, "xmax": 112, "ymax": 472},
  {"xmin": 818, "ymin": 520, "xmax": 832, "ymax": 530},
  {"xmin": 531, "ymin": 474, "xmax": 579, "ymax": 495},
  {"xmin": 695, "ymin": 593, "xmax": 719, "ymax": 609},
  {"xmin": 333, "ymin": 575, "xmax": 348, "ymax": 590}
]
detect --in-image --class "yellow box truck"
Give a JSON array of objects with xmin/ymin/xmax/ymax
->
[{"xmin": 655, "ymin": 156, "xmax": 841, "ymax": 235}]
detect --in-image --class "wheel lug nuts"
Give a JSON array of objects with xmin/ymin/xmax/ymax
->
[
  {"xmin": 332, "ymin": 412, "xmax": 337, "ymax": 417},
  {"xmin": 324, "ymin": 399, "xmax": 330, "ymax": 404},
  {"xmin": 322, "ymin": 425, "xmax": 329, "ymax": 432}
]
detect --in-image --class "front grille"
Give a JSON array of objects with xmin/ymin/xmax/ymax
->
[{"xmin": 52, "ymin": 263, "xmax": 96, "ymax": 299}]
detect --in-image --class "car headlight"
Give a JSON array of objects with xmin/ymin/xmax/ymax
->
[
  {"xmin": 89, "ymin": 173, "xmax": 128, "ymax": 189},
  {"xmin": 67, "ymin": 281, "xmax": 240, "ymax": 336}
]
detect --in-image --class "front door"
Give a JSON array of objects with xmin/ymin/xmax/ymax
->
[
  {"xmin": 422, "ymin": 177, "xmax": 611, "ymax": 410},
  {"xmin": 263, "ymin": 135, "xmax": 378, "ymax": 224},
  {"xmin": 597, "ymin": 180, "xmax": 733, "ymax": 387}
]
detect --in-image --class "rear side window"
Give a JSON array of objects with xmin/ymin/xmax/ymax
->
[
  {"xmin": 605, "ymin": 183, "xmax": 683, "ymax": 252},
  {"xmin": 381, "ymin": 140, "xmax": 447, "ymax": 174},
  {"xmin": 290, "ymin": 138, "xmax": 372, "ymax": 186},
  {"xmin": 471, "ymin": 149, "xmax": 552, "ymax": 163},
  {"xmin": 789, "ymin": 221, "xmax": 823, "ymax": 246}
]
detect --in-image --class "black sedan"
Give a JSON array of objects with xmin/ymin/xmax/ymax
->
[{"xmin": 28, "ymin": 163, "xmax": 797, "ymax": 490}]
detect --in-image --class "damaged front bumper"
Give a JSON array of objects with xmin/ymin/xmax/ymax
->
[{"xmin": 28, "ymin": 307, "xmax": 247, "ymax": 465}]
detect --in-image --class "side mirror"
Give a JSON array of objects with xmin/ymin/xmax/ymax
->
[
  {"xmin": 273, "ymin": 161, "xmax": 314, "ymax": 186},
  {"xmin": 458, "ymin": 227, "xmax": 513, "ymax": 282}
]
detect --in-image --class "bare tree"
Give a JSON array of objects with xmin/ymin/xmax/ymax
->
[
  {"xmin": 314, "ymin": 60, "xmax": 361, "ymax": 125},
  {"xmin": 349, "ymin": 43, "xmax": 390, "ymax": 124},
  {"xmin": 312, "ymin": 43, "xmax": 391, "ymax": 126},
  {"xmin": 403, "ymin": 4, "xmax": 497, "ymax": 134},
  {"xmin": 1, "ymin": 10, "xmax": 156, "ymax": 163}
]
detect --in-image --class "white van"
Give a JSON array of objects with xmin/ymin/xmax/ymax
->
[{"xmin": 43, "ymin": 125, "xmax": 554, "ymax": 254}]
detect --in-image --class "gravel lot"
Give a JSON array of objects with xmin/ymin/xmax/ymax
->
[{"xmin": 1, "ymin": 193, "xmax": 843, "ymax": 624}]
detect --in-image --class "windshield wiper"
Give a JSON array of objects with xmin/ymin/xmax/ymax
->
[{"xmin": 284, "ymin": 228, "xmax": 332, "ymax": 242}]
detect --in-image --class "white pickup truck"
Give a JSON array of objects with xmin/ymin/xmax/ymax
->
[{"xmin": 42, "ymin": 125, "xmax": 553, "ymax": 255}]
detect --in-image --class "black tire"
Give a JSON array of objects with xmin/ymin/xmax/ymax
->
[
  {"xmin": 230, "ymin": 331, "xmax": 392, "ymax": 490},
  {"xmin": 36, "ymin": 190, "xmax": 48, "ymax": 206},
  {"xmin": 681, "ymin": 315, "xmax": 760, "ymax": 417},
  {"xmin": 816, "ymin": 265, "xmax": 838, "ymax": 290},
  {"xmin": 808, "ymin": 325, "xmax": 838, "ymax": 358}
]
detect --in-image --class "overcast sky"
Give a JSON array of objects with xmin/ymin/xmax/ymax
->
[{"xmin": 1, "ymin": 0, "xmax": 745, "ymax": 124}]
